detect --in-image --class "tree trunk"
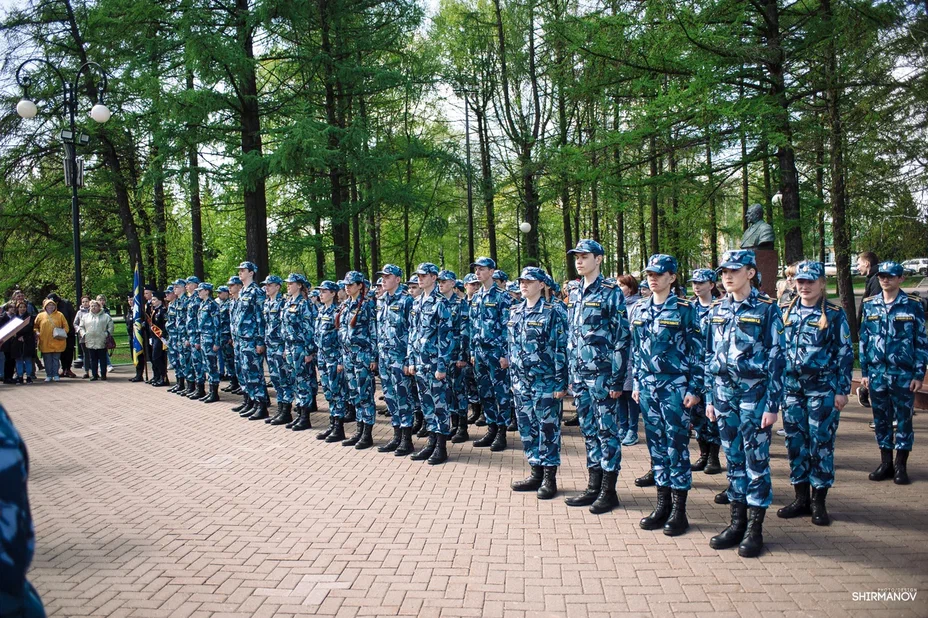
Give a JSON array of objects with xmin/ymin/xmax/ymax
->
[
  {"xmin": 613, "ymin": 138, "xmax": 625, "ymax": 275},
  {"xmin": 474, "ymin": 107, "xmax": 497, "ymax": 262},
  {"xmin": 649, "ymin": 136, "xmax": 659, "ymax": 255},
  {"xmin": 314, "ymin": 210, "xmax": 325, "ymax": 281},
  {"xmin": 815, "ymin": 128, "xmax": 827, "ymax": 263},
  {"xmin": 706, "ymin": 139, "xmax": 718, "ymax": 267},
  {"xmin": 151, "ymin": 143, "xmax": 168, "ymax": 289},
  {"xmin": 186, "ymin": 72, "xmax": 205, "ymax": 280}
]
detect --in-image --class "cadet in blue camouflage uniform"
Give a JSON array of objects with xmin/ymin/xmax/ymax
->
[
  {"xmin": 462, "ymin": 273, "xmax": 482, "ymax": 425},
  {"xmin": 315, "ymin": 281, "xmax": 348, "ymax": 443},
  {"xmin": 632, "ymin": 255, "xmax": 704, "ymax": 537},
  {"xmin": 217, "ymin": 285, "xmax": 236, "ymax": 388},
  {"xmin": 439, "ymin": 270, "xmax": 469, "ymax": 440},
  {"xmin": 687, "ymin": 268, "xmax": 723, "ymax": 478},
  {"xmin": 195, "ymin": 283, "xmax": 222, "ymax": 403},
  {"xmin": 374, "ymin": 264, "xmax": 416, "ymax": 455},
  {"xmin": 705, "ymin": 250, "xmax": 785, "ymax": 558},
  {"xmin": 183, "ymin": 276, "xmax": 206, "ymax": 399},
  {"xmin": 564, "ymin": 239, "xmax": 630, "ymax": 515},
  {"xmin": 860, "ymin": 261, "xmax": 928, "ymax": 486},
  {"xmin": 225, "ymin": 276, "xmax": 245, "ymax": 396},
  {"xmin": 231, "ymin": 261, "xmax": 269, "ymax": 420},
  {"xmin": 508, "ymin": 267, "xmax": 569, "ymax": 499},
  {"xmin": 168, "ymin": 279, "xmax": 189, "ymax": 394},
  {"xmin": 271, "ymin": 274, "xmax": 316, "ymax": 431},
  {"xmin": 338, "ymin": 271, "xmax": 378, "ymax": 449},
  {"xmin": 405, "ymin": 263, "xmax": 454, "ymax": 465},
  {"xmin": 469, "ymin": 257, "xmax": 513, "ymax": 451},
  {"xmin": 406, "ymin": 275, "xmax": 424, "ymax": 433},
  {"xmin": 0, "ymin": 403, "xmax": 46, "ymax": 618},
  {"xmin": 777, "ymin": 261, "xmax": 853, "ymax": 526},
  {"xmin": 262, "ymin": 275, "xmax": 290, "ymax": 420}
]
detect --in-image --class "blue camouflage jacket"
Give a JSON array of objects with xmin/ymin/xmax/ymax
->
[
  {"xmin": 446, "ymin": 294, "xmax": 468, "ymax": 363},
  {"xmin": 782, "ymin": 299, "xmax": 854, "ymax": 394},
  {"xmin": 283, "ymin": 295, "xmax": 316, "ymax": 353},
  {"xmin": 406, "ymin": 286, "xmax": 454, "ymax": 374},
  {"xmin": 264, "ymin": 293, "xmax": 285, "ymax": 346},
  {"xmin": 197, "ymin": 298, "xmax": 220, "ymax": 347},
  {"xmin": 566, "ymin": 275, "xmax": 630, "ymax": 391},
  {"xmin": 217, "ymin": 298, "xmax": 232, "ymax": 336},
  {"xmin": 0, "ymin": 404, "xmax": 35, "ymax": 602},
  {"xmin": 630, "ymin": 293, "xmax": 704, "ymax": 398},
  {"xmin": 338, "ymin": 296, "xmax": 377, "ymax": 363},
  {"xmin": 507, "ymin": 297, "xmax": 568, "ymax": 391},
  {"xmin": 704, "ymin": 287, "xmax": 785, "ymax": 413},
  {"xmin": 233, "ymin": 282, "xmax": 267, "ymax": 346},
  {"xmin": 167, "ymin": 295, "xmax": 185, "ymax": 340},
  {"xmin": 315, "ymin": 303, "xmax": 341, "ymax": 363},
  {"xmin": 468, "ymin": 284, "xmax": 512, "ymax": 358},
  {"xmin": 185, "ymin": 294, "xmax": 202, "ymax": 341},
  {"xmin": 376, "ymin": 290, "xmax": 413, "ymax": 361},
  {"xmin": 860, "ymin": 291, "xmax": 928, "ymax": 382}
]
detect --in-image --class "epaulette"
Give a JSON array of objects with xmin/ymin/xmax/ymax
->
[
  {"xmin": 825, "ymin": 300, "xmax": 841, "ymax": 310},
  {"xmin": 710, "ymin": 300, "xmax": 723, "ymax": 307},
  {"xmin": 675, "ymin": 298, "xmax": 693, "ymax": 306},
  {"xmin": 757, "ymin": 296, "xmax": 775, "ymax": 304},
  {"xmin": 603, "ymin": 279, "xmax": 617, "ymax": 288},
  {"xmin": 863, "ymin": 295, "xmax": 879, "ymax": 303}
]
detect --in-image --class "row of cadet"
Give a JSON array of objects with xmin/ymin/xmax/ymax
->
[{"xmin": 146, "ymin": 241, "xmax": 927, "ymax": 559}]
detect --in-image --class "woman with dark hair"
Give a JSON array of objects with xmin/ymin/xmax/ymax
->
[{"xmin": 337, "ymin": 271, "xmax": 378, "ymax": 449}]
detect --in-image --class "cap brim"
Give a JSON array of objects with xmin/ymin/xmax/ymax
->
[
  {"xmin": 643, "ymin": 266, "xmax": 667, "ymax": 274},
  {"xmin": 718, "ymin": 262, "xmax": 745, "ymax": 270},
  {"xmin": 793, "ymin": 274, "xmax": 818, "ymax": 281}
]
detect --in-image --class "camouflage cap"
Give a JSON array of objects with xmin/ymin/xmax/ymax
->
[
  {"xmin": 437, "ymin": 269, "xmax": 457, "ymax": 281},
  {"xmin": 687, "ymin": 268, "xmax": 717, "ymax": 283},
  {"xmin": 877, "ymin": 261, "xmax": 905, "ymax": 277},
  {"xmin": 718, "ymin": 249, "xmax": 757, "ymax": 271},
  {"xmin": 471, "ymin": 256, "xmax": 497, "ymax": 269},
  {"xmin": 567, "ymin": 239, "xmax": 605, "ymax": 256},
  {"xmin": 794, "ymin": 261, "xmax": 825, "ymax": 281},
  {"xmin": 644, "ymin": 254, "xmax": 678, "ymax": 274}
]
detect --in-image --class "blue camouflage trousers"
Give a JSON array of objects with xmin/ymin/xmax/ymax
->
[
  {"xmin": 379, "ymin": 356, "xmax": 413, "ymax": 428},
  {"xmin": 869, "ymin": 373, "xmax": 915, "ymax": 451},
  {"xmin": 266, "ymin": 342, "xmax": 288, "ymax": 398},
  {"xmin": 473, "ymin": 347, "xmax": 510, "ymax": 426},
  {"xmin": 690, "ymin": 400, "xmax": 721, "ymax": 445},
  {"xmin": 463, "ymin": 363, "xmax": 480, "ymax": 404},
  {"xmin": 344, "ymin": 355, "xmax": 376, "ymax": 425},
  {"xmin": 448, "ymin": 362, "xmax": 467, "ymax": 417},
  {"xmin": 220, "ymin": 335, "xmax": 234, "ymax": 378},
  {"xmin": 286, "ymin": 343, "xmax": 313, "ymax": 407},
  {"xmin": 234, "ymin": 339, "xmax": 245, "ymax": 387},
  {"xmin": 199, "ymin": 341, "xmax": 220, "ymax": 385},
  {"xmin": 574, "ymin": 374, "xmax": 622, "ymax": 472},
  {"xmin": 512, "ymin": 377, "xmax": 563, "ymax": 467},
  {"xmin": 712, "ymin": 378, "xmax": 773, "ymax": 508},
  {"xmin": 170, "ymin": 340, "xmax": 185, "ymax": 381},
  {"xmin": 185, "ymin": 341, "xmax": 203, "ymax": 382},
  {"xmin": 415, "ymin": 369, "xmax": 451, "ymax": 435},
  {"xmin": 319, "ymin": 356, "xmax": 345, "ymax": 419},
  {"xmin": 639, "ymin": 373, "xmax": 692, "ymax": 490},
  {"xmin": 783, "ymin": 377, "xmax": 839, "ymax": 488},
  {"xmin": 239, "ymin": 340, "xmax": 267, "ymax": 402}
]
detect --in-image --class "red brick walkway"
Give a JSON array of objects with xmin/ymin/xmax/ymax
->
[{"xmin": 3, "ymin": 373, "xmax": 927, "ymax": 617}]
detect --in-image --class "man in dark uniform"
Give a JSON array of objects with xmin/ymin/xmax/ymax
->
[{"xmin": 855, "ymin": 251, "xmax": 882, "ymax": 408}]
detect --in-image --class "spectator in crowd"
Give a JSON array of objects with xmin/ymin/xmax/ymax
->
[
  {"xmin": 617, "ymin": 274, "xmax": 643, "ymax": 446},
  {"xmin": 73, "ymin": 296, "xmax": 91, "ymax": 378},
  {"xmin": 34, "ymin": 299, "xmax": 69, "ymax": 382},
  {"xmin": 10, "ymin": 290, "xmax": 36, "ymax": 316},
  {"xmin": 0, "ymin": 303, "xmax": 10, "ymax": 384},
  {"xmin": 77, "ymin": 300, "xmax": 115, "ymax": 381},
  {"xmin": 47, "ymin": 294, "xmax": 77, "ymax": 378},
  {"xmin": 95, "ymin": 295, "xmax": 115, "ymax": 369},
  {"xmin": 11, "ymin": 302, "xmax": 36, "ymax": 384},
  {"xmin": 777, "ymin": 263, "xmax": 799, "ymax": 309},
  {"xmin": 855, "ymin": 251, "xmax": 882, "ymax": 408}
]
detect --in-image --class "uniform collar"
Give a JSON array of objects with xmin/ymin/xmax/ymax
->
[
  {"xmin": 581, "ymin": 274, "xmax": 604, "ymax": 295},
  {"xmin": 725, "ymin": 286, "xmax": 759, "ymax": 309},
  {"xmin": 873, "ymin": 290, "xmax": 907, "ymax": 307}
]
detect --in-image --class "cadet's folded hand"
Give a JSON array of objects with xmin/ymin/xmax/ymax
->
[
  {"xmin": 683, "ymin": 394, "xmax": 700, "ymax": 408},
  {"xmin": 910, "ymin": 379, "xmax": 923, "ymax": 393},
  {"xmin": 706, "ymin": 404, "xmax": 716, "ymax": 422},
  {"xmin": 834, "ymin": 394, "xmax": 849, "ymax": 411},
  {"xmin": 761, "ymin": 411, "xmax": 777, "ymax": 429}
]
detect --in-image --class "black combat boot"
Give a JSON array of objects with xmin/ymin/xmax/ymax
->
[
  {"xmin": 663, "ymin": 489, "xmax": 689, "ymax": 536},
  {"xmin": 169, "ymin": 377, "xmax": 184, "ymax": 393},
  {"xmin": 198, "ymin": 384, "xmax": 212, "ymax": 401},
  {"xmin": 714, "ymin": 489, "xmax": 730, "ymax": 505},
  {"xmin": 221, "ymin": 377, "xmax": 236, "ymax": 392},
  {"xmin": 378, "ymin": 426, "xmax": 402, "ymax": 453},
  {"xmin": 188, "ymin": 382, "xmax": 206, "ymax": 400},
  {"xmin": 563, "ymin": 414, "xmax": 580, "ymax": 427},
  {"xmin": 306, "ymin": 396, "xmax": 318, "ymax": 412},
  {"xmin": 271, "ymin": 403, "xmax": 295, "ymax": 426},
  {"xmin": 202, "ymin": 383, "xmax": 220, "ymax": 404},
  {"xmin": 232, "ymin": 395, "xmax": 251, "ymax": 413},
  {"xmin": 507, "ymin": 409, "xmax": 518, "ymax": 432},
  {"xmin": 777, "ymin": 482, "xmax": 811, "ymax": 519},
  {"xmin": 427, "ymin": 433, "xmax": 448, "ymax": 465},
  {"xmin": 342, "ymin": 422, "xmax": 363, "ymax": 446},
  {"xmin": 394, "ymin": 427, "xmax": 414, "ymax": 456},
  {"xmin": 317, "ymin": 416, "xmax": 335, "ymax": 440},
  {"xmin": 247, "ymin": 399, "xmax": 270, "ymax": 421},
  {"xmin": 489, "ymin": 426, "xmax": 507, "ymax": 452},
  {"xmin": 473, "ymin": 425, "xmax": 498, "ymax": 448},
  {"xmin": 475, "ymin": 412, "xmax": 487, "ymax": 427},
  {"xmin": 894, "ymin": 450, "xmax": 910, "ymax": 485},
  {"xmin": 180, "ymin": 380, "xmax": 196, "ymax": 396},
  {"xmin": 355, "ymin": 423, "xmax": 374, "ymax": 450},
  {"xmin": 511, "ymin": 465, "xmax": 544, "ymax": 492},
  {"xmin": 704, "ymin": 443, "xmax": 723, "ymax": 475},
  {"xmin": 238, "ymin": 398, "xmax": 257, "ymax": 417},
  {"xmin": 811, "ymin": 487, "xmax": 831, "ymax": 526},
  {"xmin": 537, "ymin": 467, "xmax": 558, "ymax": 500},
  {"xmin": 325, "ymin": 418, "xmax": 346, "ymax": 443},
  {"xmin": 231, "ymin": 385, "xmax": 243, "ymax": 395},
  {"xmin": 417, "ymin": 416, "xmax": 430, "ymax": 438},
  {"xmin": 565, "ymin": 467, "xmax": 603, "ymax": 507},
  {"xmin": 737, "ymin": 507, "xmax": 767, "ymax": 558},
  {"xmin": 869, "ymin": 448, "xmax": 895, "ymax": 481},
  {"xmin": 293, "ymin": 406, "xmax": 314, "ymax": 430},
  {"xmin": 412, "ymin": 410, "xmax": 424, "ymax": 434},
  {"xmin": 640, "ymin": 486, "xmax": 672, "ymax": 530},
  {"xmin": 285, "ymin": 406, "xmax": 300, "ymax": 429},
  {"xmin": 589, "ymin": 471, "xmax": 620, "ymax": 514},
  {"xmin": 710, "ymin": 502, "xmax": 748, "ymax": 550},
  {"xmin": 410, "ymin": 432, "xmax": 437, "ymax": 461},
  {"xmin": 451, "ymin": 413, "xmax": 469, "ymax": 443},
  {"xmin": 635, "ymin": 469, "xmax": 656, "ymax": 488},
  {"xmin": 344, "ymin": 404, "xmax": 356, "ymax": 423},
  {"xmin": 691, "ymin": 440, "xmax": 709, "ymax": 472},
  {"xmin": 266, "ymin": 402, "xmax": 285, "ymax": 424},
  {"xmin": 467, "ymin": 402, "xmax": 482, "ymax": 424}
]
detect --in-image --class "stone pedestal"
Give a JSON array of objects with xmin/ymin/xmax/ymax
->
[{"xmin": 754, "ymin": 248, "xmax": 779, "ymax": 298}]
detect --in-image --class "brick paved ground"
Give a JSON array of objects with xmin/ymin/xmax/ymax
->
[{"xmin": 3, "ymin": 373, "xmax": 928, "ymax": 617}]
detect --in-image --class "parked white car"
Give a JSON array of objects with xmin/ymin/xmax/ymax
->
[
  {"xmin": 824, "ymin": 262, "xmax": 837, "ymax": 277},
  {"xmin": 902, "ymin": 258, "xmax": 928, "ymax": 276}
]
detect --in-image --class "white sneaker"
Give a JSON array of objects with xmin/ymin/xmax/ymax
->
[
  {"xmin": 52, "ymin": 376, "xmax": 60, "ymax": 382},
  {"xmin": 44, "ymin": 377, "xmax": 52, "ymax": 382},
  {"xmin": 776, "ymin": 428, "xmax": 786, "ymax": 437}
]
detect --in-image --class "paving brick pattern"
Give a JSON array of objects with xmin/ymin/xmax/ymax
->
[{"xmin": 3, "ymin": 373, "xmax": 928, "ymax": 617}]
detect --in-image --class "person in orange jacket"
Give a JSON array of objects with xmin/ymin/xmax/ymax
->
[{"xmin": 33, "ymin": 298, "xmax": 69, "ymax": 382}]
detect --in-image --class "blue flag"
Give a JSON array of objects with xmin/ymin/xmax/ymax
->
[{"xmin": 132, "ymin": 265, "xmax": 144, "ymax": 366}]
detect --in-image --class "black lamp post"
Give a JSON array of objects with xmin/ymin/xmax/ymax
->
[{"xmin": 15, "ymin": 59, "xmax": 111, "ymax": 303}]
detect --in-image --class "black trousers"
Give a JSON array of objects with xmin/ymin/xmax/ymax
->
[
  {"xmin": 86, "ymin": 348, "xmax": 108, "ymax": 378},
  {"xmin": 151, "ymin": 341, "xmax": 167, "ymax": 380}
]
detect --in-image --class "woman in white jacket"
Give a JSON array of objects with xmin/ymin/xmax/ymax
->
[{"xmin": 78, "ymin": 300, "xmax": 115, "ymax": 381}]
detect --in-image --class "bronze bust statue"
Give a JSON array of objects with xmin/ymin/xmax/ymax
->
[{"xmin": 741, "ymin": 203, "xmax": 775, "ymax": 250}]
